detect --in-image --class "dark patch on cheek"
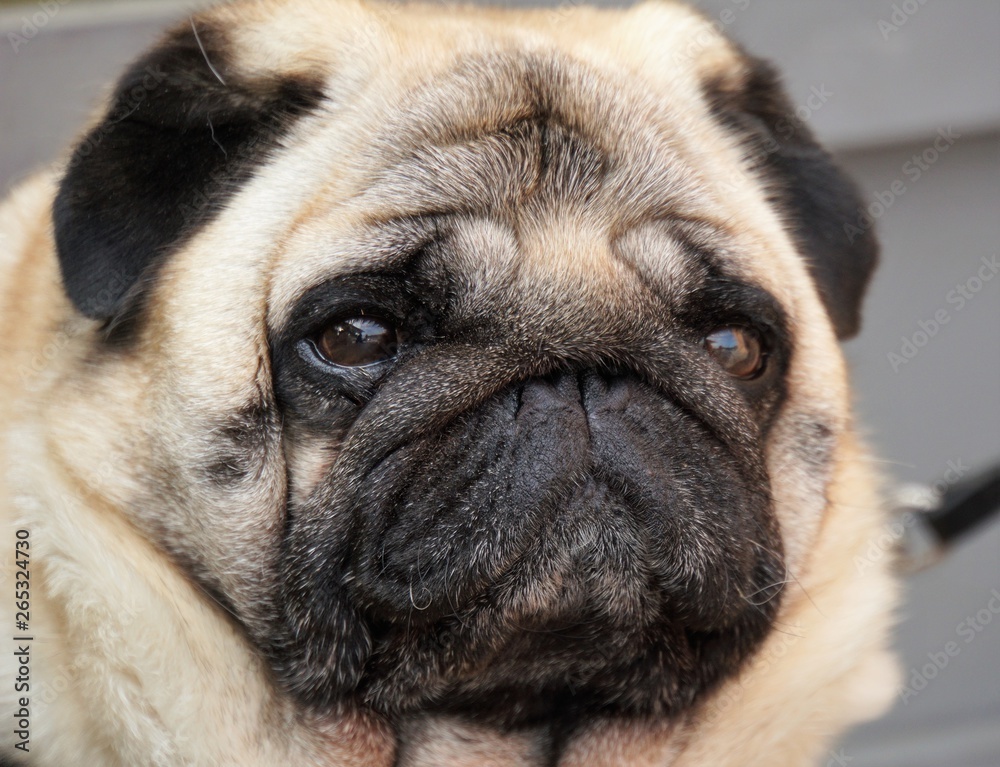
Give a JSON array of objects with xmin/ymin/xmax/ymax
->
[
  {"xmin": 53, "ymin": 18, "xmax": 326, "ymax": 337},
  {"xmin": 783, "ymin": 416, "xmax": 837, "ymax": 479},
  {"xmin": 200, "ymin": 401, "xmax": 281, "ymax": 487}
]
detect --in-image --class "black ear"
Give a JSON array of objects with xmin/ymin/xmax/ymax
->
[
  {"xmin": 53, "ymin": 19, "xmax": 325, "ymax": 324},
  {"xmin": 704, "ymin": 58, "xmax": 877, "ymax": 340}
]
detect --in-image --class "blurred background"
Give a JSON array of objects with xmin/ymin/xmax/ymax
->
[{"xmin": 1, "ymin": 0, "xmax": 998, "ymax": 763}]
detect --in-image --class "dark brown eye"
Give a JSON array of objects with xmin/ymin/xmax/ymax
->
[
  {"xmin": 315, "ymin": 316, "xmax": 400, "ymax": 367},
  {"xmin": 703, "ymin": 326, "xmax": 766, "ymax": 379}
]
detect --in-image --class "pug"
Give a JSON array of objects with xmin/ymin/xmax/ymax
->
[{"xmin": 0, "ymin": 0, "xmax": 900, "ymax": 764}]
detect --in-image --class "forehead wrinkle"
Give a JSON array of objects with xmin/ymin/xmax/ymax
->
[
  {"xmin": 359, "ymin": 124, "xmax": 539, "ymax": 219},
  {"xmin": 610, "ymin": 227, "xmax": 704, "ymax": 320},
  {"xmin": 354, "ymin": 49, "xmax": 725, "ymax": 238},
  {"xmin": 359, "ymin": 116, "xmax": 609, "ymax": 227}
]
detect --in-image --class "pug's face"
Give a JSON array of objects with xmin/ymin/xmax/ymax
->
[{"xmin": 52, "ymin": 0, "xmax": 876, "ymax": 728}]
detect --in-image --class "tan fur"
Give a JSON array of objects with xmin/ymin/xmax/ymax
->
[{"xmin": 1, "ymin": 0, "xmax": 898, "ymax": 764}]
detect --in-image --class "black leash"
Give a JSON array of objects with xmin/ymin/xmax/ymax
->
[{"xmin": 897, "ymin": 462, "xmax": 1000, "ymax": 572}]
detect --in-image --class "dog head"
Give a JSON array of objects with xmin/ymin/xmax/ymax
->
[{"xmin": 50, "ymin": 0, "xmax": 876, "ymax": 730}]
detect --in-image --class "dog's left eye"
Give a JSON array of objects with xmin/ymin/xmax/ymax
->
[
  {"xmin": 314, "ymin": 316, "xmax": 400, "ymax": 367},
  {"xmin": 703, "ymin": 326, "xmax": 766, "ymax": 379}
]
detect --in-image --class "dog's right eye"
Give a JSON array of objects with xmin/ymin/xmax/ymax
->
[
  {"xmin": 313, "ymin": 316, "xmax": 400, "ymax": 367},
  {"xmin": 703, "ymin": 326, "xmax": 766, "ymax": 380}
]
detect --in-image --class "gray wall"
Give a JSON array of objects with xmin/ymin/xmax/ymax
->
[{"xmin": 2, "ymin": 1, "xmax": 998, "ymax": 763}]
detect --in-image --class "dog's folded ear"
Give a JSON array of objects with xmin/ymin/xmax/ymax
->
[
  {"xmin": 53, "ymin": 19, "xmax": 325, "ymax": 324},
  {"xmin": 704, "ymin": 58, "xmax": 877, "ymax": 340}
]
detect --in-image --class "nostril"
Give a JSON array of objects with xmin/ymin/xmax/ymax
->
[
  {"xmin": 514, "ymin": 374, "xmax": 590, "ymax": 441},
  {"xmin": 519, "ymin": 370, "xmax": 637, "ymax": 413},
  {"xmin": 518, "ymin": 373, "xmax": 584, "ymax": 414},
  {"xmin": 572, "ymin": 370, "xmax": 638, "ymax": 416},
  {"xmin": 580, "ymin": 369, "xmax": 607, "ymax": 401},
  {"xmin": 525, "ymin": 370, "xmax": 586, "ymax": 405}
]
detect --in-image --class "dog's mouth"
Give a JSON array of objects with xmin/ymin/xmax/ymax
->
[
  {"xmin": 356, "ymin": 485, "xmax": 782, "ymax": 726},
  {"xmin": 310, "ymin": 371, "xmax": 786, "ymax": 723}
]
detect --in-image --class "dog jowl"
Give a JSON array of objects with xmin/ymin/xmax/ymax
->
[{"xmin": 1, "ymin": 1, "xmax": 897, "ymax": 764}]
